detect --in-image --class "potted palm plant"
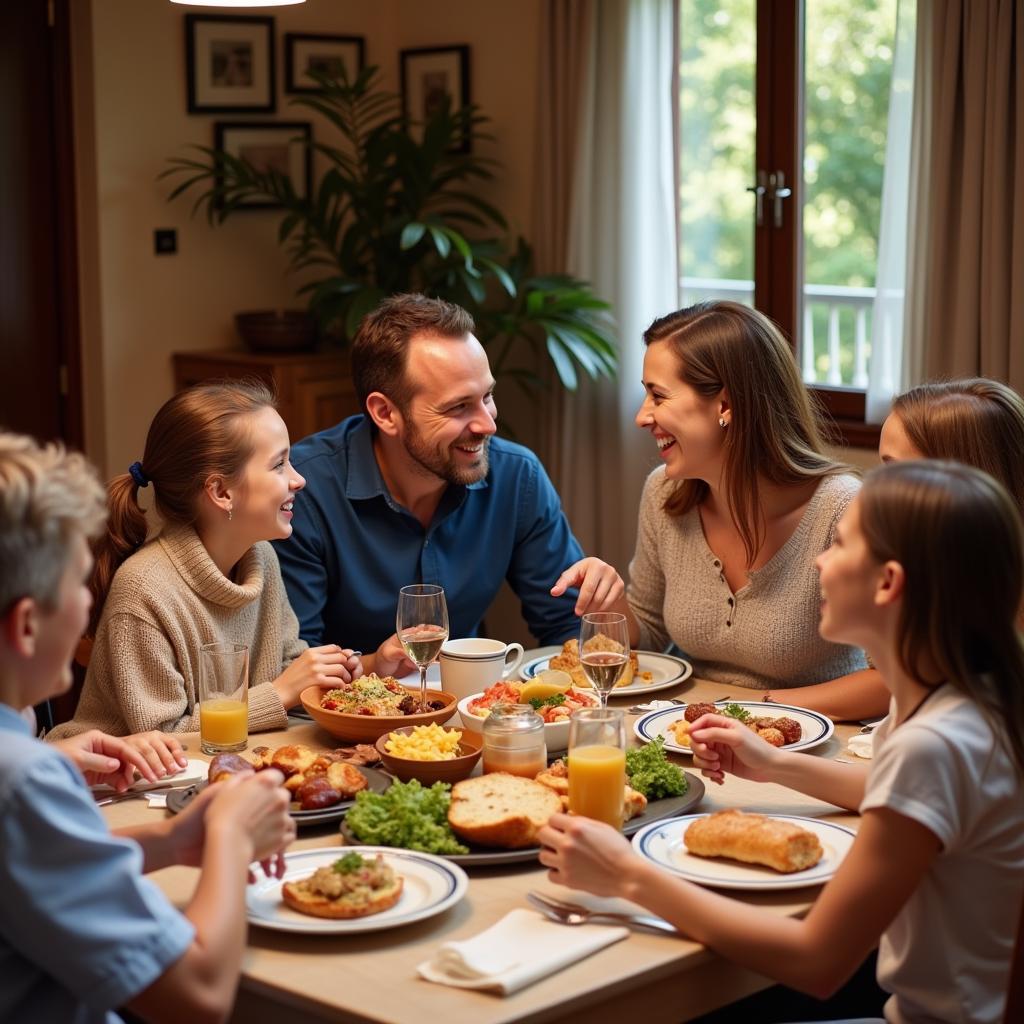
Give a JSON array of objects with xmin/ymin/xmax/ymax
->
[{"xmin": 162, "ymin": 67, "xmax": 617, "ymax": 396}]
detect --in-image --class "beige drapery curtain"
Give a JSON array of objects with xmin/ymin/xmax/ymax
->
[
  {"xmin": 534, "ymin": 0, "xmax": 679, "ymax": 573},
  {"xmin": 905, "ymin": 0, "xmax": 1024, "ymax": 391}
]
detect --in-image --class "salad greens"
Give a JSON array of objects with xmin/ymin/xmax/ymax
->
[
  {"xmin": 527, "ymin": 692, "xmax": 567, "ymax": 710},
  {"xmin": 333, "ymin": 852, "xmax": 366, "ymax": 874},
  {"xmin": 721, "ymin": 703, "xmax": 753, "ymax": 724},
  {"xmin": 344, "ymin": 779, "xmax": 468, "ymax": 855},
  {"xmin": 625, "ymin": 737, "xmax": 688, "ymax": 799}
]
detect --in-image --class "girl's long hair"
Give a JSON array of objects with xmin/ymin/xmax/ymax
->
[
  {"xmin": 891, "ymin": 378, "xmax": 1024, "ymax": 514},
  {"xmin": 859, "ymin": 460, "xmax": 1024, "ymax": 778},
  {"xmin": 644, "ymin": 301, "xmax": 850, "ymax": 564},
  {"xmin": 88, "ymin": 379, "xmax": 276, "ymax": 633}
]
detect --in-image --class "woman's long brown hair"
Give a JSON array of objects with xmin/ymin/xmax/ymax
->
[
  {"xmin": 645, "ymin": 301, "xmax": 850, "ymax": 564},
  {"xmin": 859, "ymin": 460, "xmax": 1024, "ymax": 779},
  {"xmin": 891, "ymin": 378, "xmax": 1024, "ymax": 514},
  {"xmin": 88, "ymin": 379, "xmax": 276, "ymax": 633}
]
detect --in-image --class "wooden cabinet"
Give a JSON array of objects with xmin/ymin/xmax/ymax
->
[{"xmin": 172, "ymin": 348, "xmax": 360, "ymax": 442}]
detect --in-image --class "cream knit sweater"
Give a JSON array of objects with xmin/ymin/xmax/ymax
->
[
  {"xmin": 49, "ymin": 525, "xmax": 307, "ymax": 738},
  {"xmin": 627, "ymin": 468, "xmax": 867, "ymax": 690}
]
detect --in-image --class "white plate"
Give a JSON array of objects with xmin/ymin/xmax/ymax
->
[
  {"xmin": 246, "ymin": 846, "xmax": 468, "ymax": 934},
  {"xmin": 633, "ymin": 700, "xmax": 834, "ymax": 755},
  {"xmin": 632, "ymin": 813, "xmax": 856, "ymax": 890},
  {"xmin": 520, "ymin": 651, "xmax": 693, "ymax": 695}
]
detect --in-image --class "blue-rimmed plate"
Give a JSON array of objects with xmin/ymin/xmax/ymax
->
[
  {"xmin": 246, "ymin": 846, "xmax": 468, "ymax": 934},
  {"xmin": 520, "ymin": 651, "xmax": 693, "ymax": 695},
  {"xmin": 634, "ymin": 700, "xmax": 834, "ymax": 755},
  {"xmin": 632, "ymin": 813, "xmax": 856, "ymax": 890}
]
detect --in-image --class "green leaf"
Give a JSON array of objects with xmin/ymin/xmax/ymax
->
[
  {"xmin": 400, "ymin": 222, "xmax": 427, "ymax": 250},
  {"xmin": 546, "ymin": 335, "xmax": 578, "ymax": 390},
  {"xmin": 344, "ymin": 286, "xmax": 386, "ymax": 340}
]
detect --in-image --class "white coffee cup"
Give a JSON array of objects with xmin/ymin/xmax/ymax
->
[{"xmin": 439, "ymin": 638, "xmax": 525, "ymax": 701}]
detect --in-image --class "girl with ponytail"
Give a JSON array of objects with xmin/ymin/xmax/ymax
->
[{"xmin": 50, "ymin": 380, "xmax": 363, "ymax": 738}]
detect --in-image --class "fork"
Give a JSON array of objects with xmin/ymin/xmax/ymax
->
[
  {"xmin": 527, "ymin": 891, "xmax": 678, "ymax": 934},
  {"xmin": 94, "ymin": 781, "xmax": 197, "ymax": 807},
  {"xmin": 627, "ymin": 695, "xmax": 733, "ymax": 715}
]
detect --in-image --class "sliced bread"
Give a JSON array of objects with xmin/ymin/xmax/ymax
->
[{"xmin": 448, "ymin": 773, "xmax": 562, "ymax": 848}]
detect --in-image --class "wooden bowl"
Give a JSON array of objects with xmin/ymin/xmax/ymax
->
[
  {"xmin": 375, "ymin": 726, "xmax": 482, "ymax": 784},
  {"xmin": 299, "ymin": 684, "xmax": 457, "ymax": 743}
]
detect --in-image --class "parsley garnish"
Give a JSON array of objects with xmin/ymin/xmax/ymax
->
[{"xmin": 333, "ymin": 852, "xmax": 366, "ymax": 874}]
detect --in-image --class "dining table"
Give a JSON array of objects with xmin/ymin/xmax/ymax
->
[{"xmin": 101, "ymin": 651, "xmax": 864, "ymax": 1024}]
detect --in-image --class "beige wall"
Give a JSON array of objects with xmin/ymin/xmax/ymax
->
[{"xmin": 75, "ymin": 0, "xmax": 542, "ymax": 478}]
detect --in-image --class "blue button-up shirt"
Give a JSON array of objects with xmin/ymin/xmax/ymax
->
[
  {"xmin": 275, "ymin": 415, "xmax": 585, "ymax": 651},
  {"xmin": 0, "ymin": 704, "xmax": 194, "ymax": 1023}
]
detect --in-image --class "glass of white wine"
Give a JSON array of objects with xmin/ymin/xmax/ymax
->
[
  {"xmin": 397, "ymin": 584, "xmax": 449, "ymax": 711},
  {"xmin": 579, "ymin": 612, "xmax": 630, "ymax": 708}
]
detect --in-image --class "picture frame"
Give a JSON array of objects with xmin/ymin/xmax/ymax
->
[
  {"xmin": 186, "ymin": 14, "xmax": 275, "ymax": 114},
  {"xmin": 213, "ymin": 122, "xmax": 312, "ymax": 210},
  {"xmin": 400, "ymin": 45, "xmax": 471, "ymax": 153},
  {"xmin": 285, "ymin": 32, "xmax": 365, "ymax": 94}
]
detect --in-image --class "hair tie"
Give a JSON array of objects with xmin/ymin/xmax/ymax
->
[{"xmin": 128, "ymin": 461, "xmax": 150, "ymax": 488}]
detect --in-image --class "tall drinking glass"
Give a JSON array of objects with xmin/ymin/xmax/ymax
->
[
  {"xmin": 579, "ymin": 611, "xmax": 630, "ymax": 708},
  {"xmin": 198, "ymin": 641, "xmax": 249, "ymax": 755},
  {"xmin": 568, "ymin": 708, "xmax": 626, "ymax": 828},
  {"xmin": 397, "ymin": 584, "xmax": 449, "ymax": 711}
]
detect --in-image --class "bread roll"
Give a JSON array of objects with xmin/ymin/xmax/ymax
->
[
  {"xmin": 684, "ymin": 810, "xmax": 823, "ymax": 873},
  {"xmin": 281, "ymin": 855, "xmax": 403, "ymax": 919},
  {"xmin": 207, "ymin": 752, "xmax": 252, "ymax": 783},
  {"xmin": 448, "ymin": 773, "xmax": 561, "ymax": 848}
]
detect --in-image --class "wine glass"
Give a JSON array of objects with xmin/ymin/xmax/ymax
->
[
  {"xmin": 579, "ymin": 611, "xmax": 630, "ymax": 708},
  {"xmin": 396, "ymin": 584, "xmax": 449, "ymax": 711}
]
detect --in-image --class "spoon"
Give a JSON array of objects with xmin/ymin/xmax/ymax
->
[{"xmin": 526, "ymin": 891, "xmax": 677, "ymax": 934}]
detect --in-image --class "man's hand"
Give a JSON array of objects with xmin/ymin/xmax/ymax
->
[
  {"xmin": 371, "ymin": 634, "xmax": 416, "ymax": 678},
  {"xmin": 550, "ymin": 557, "xmax": 625, "ymax": 616},
  {"xmin": 53, "ymin": 730, "xmax": 185, "ymax": 790}
]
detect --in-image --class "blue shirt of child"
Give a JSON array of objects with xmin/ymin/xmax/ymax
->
[{"xmin": 0, "ymin": 705, "xmax": 194, "ymax": 1023}]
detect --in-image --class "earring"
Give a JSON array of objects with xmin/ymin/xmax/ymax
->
[
  {"xmin": 227, "ymin": 507, "xmax": 233, "ymax": 521},
  {"xmin": 719, "ymin": 417, "xmax": 727, "ymax": 428}
]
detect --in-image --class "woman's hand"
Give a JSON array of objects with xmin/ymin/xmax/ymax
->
[
  {"xmin": 689, "ymin": 713, "xmax": 783, "ymax": 785},
  {"xmin": 369, "ymin": 634, "xmax": 416, "ymax": 678},
  {"xmin": 538, "ymin": 812, "xmax": 637, "ymax": 898},
  {"xmin": 53, "ymin": 729, "xmax": 185, "ymax": 789},
  {"xmin": 273, "ymin": 645, "xmax": 363, "ymax": 707},
  {"xmin": 550, "ymin": 558, "xmax": 625, "ymax": 616}
]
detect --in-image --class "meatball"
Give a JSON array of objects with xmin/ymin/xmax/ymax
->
[
  {"xmin": 773, "ymin": 716, "xmax": 803, "ymax": 745},
  {"xmin": 684, "ymin": 701, "xmax": 718, "ymax": 723}
]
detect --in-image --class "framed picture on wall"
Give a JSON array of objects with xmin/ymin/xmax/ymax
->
[
  {"xmin": 285, "ymin": 33, "xmax": 365, "ymax": 93},
  {"xmin": 186, "ymin": 14, "xmax": 275, "ymax": 114},
  {"xmin": 213, "ymin": 122, "xmax": 312, "ymax": 209},
  {"xmin": 400, "ymin": 45, "xmax": 471, "ymax": 153}
]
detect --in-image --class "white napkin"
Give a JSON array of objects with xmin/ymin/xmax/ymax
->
[
  {"xmin": 630, "ymin": 699, "xmax": 681, "ymax": 714},
  {"xmin": 847, "ymin": 733, "xmax": 874, "ymax": 759},
  {"xmin": 93, "ymin": 757, "xmax": 208, "ymax": 806},
  {"xmin": 417, "ymin": 908, "xmax": 628, "ymax": 995}
]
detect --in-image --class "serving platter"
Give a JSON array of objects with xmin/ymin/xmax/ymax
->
[
  {"xmin": 631, "ymin": 813, "xmax": 856, "ymax": 890},
  {"xmin": 520, "ymin": 651, "xmax": 693, "ymax": 696},
  {"xmin": 246, "ymin": 846, "xmax": 468, "ymax": 934},
  {"xmin": 165, "ymin": 766, "xmax": 392, "ymax": 828},
  {"xmin": 340, "ymin": 771, "xmax": 706, "ymax": 866},
  {"xmin": 633, "ymin": 701, "xmax": 834, "ymax": 756}
]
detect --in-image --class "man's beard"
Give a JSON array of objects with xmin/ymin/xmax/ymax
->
[{"xmin": 402, "ymin": 424, "xmax": 491, "ymax": 485}]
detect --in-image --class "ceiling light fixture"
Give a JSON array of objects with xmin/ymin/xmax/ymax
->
[{"xmin": 169, "ymin": 1, "xmax": 306, "ymax": 8}]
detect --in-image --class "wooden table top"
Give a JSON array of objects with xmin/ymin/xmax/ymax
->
[{"xmin": 103, "ymin": 673, "xmax": 861, "ymax": 1024}]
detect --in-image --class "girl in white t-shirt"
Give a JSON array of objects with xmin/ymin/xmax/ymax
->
[{"xmin": 538, "ymin": 460, "xmax": 1024, "ymax": 1024}]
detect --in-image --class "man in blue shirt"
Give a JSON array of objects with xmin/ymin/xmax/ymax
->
[{"xmin": 275, "ymin": 293, "xmax": 622, "ymax": 670}]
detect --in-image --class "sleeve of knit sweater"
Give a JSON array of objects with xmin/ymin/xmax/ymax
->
[
  {"xmin": 82, "ymin": 615, "xmax": 287, "ymax": 735},
  {"xmin": 625, "ymin": 470, "xmax": 671, "ymax": 653}
]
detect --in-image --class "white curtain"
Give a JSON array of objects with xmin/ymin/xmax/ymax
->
[
  {"xmin": 866, "ymin": 0, "xmax": 918, "ymax": 423},
  {"xmin": 555, "ymin": 0, "xmax": 679, "ymax": 573}
]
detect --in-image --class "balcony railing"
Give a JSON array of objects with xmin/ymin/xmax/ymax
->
[{"xmin": 679, "ymin": 277, "xmax": 876, "ymax": 389}]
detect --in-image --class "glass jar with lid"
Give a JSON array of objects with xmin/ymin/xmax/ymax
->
[{"xmin": 481, "ymin": 702, "xmax": 547, "ymax": 778}]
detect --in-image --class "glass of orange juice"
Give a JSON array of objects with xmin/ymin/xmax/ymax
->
[
  {"xmin": 567, "ymin": 708, "xmax": 626, "ymax": 828},
  {"xmin": 198, "ymin": 641, "xmax": 249, "ymax": 755}
]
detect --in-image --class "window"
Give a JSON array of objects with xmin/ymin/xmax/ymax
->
[{"xmin": 677, "ymin": 0, "xmax": 905, "ymax": 443}]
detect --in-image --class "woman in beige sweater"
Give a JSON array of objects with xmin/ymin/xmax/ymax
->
[
  {"xmin": 615, "ymin": 301, "xmax": 873, "ymax": 694},
  {"xmin": 51, "ymin": 381, "xmax": 365, "ymax": 738}
]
